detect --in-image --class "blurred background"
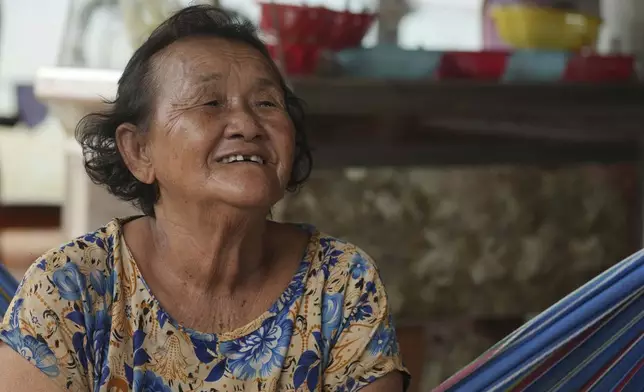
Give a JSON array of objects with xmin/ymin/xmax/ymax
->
[{"xmin": 1, "ymin": 0, "xmax": 644, "ymax": 390}]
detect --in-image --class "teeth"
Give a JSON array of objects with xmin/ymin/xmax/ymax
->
[{"xmin": 220, "ymin": 155, "xmax": 264, "ymax": 164}]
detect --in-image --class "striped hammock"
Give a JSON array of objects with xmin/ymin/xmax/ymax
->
[
  {"xmin": 0, "ymin": 264, "xmax": 18, "ymax": 318},
  {"xmin": 434, "ymin": 249, "xmax": 644, "ymax": 392}
]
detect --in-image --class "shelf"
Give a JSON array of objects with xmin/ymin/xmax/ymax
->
[
  {"xmin": 35, "ymin": 68, "xmax": 644, "ymax": 166},
  {"xmin": 293, "ymin": 78, "xmax": 644, "ymax": 166},
  {"xmin": 292, "ymin": 78, "xmax": 644, "ymax": 142}
]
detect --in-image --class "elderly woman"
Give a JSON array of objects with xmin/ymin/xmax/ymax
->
[{"xmin": 0, "ymin": 5, "xmax": 409, "ymax": 392}]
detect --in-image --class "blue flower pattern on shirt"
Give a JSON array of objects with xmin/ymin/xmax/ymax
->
[
  {"xmin": 133, "ymin": 369, "xmax": 173, "ymax": 392},
  {"xmin": 52, "ymin": 262, "xmax": 87, "ymax": 301},
  {"xmin": 0, "ymin": 219, "xmax": 408, "ymax": 391},
  {"xmin": 220, "ymin": 313, "xmax": 294, "ymax": 380},
  {"xmin": 1, "ymin": 326, "xmax": 59, "ymax": 377},
  {"xmin": 322, "ymin": 292, "xmax": 344, "ymax": 346}
]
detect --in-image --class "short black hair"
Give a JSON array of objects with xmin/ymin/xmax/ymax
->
[{"xmin": 76, "ymin": 5, "xmax": 312, "ymax": 217}]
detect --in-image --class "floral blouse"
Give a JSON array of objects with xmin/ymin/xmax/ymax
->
[{"xmin": 0, "ymin": 218, "xmax": 409, "ymax": 391}]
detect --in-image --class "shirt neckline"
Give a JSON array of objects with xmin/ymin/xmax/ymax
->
[{"xmin": 113, "ymin": 217, "xmax": 320, "ymax": 342}]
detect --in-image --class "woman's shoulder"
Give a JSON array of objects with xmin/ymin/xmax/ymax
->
[
  {"xmin": 313, "ymin": 229, "xmax": 377, "ymax": 262},
  {"xmin": 302, "ymin": 228, "xmax": 410, "ymax": 391},
  {"xmin": 0, "ymin": 220, "xmax": 123, "ymax": 390},
  {"xmin": 17, "ymin": 219, "xmax": 122, "ymax": 301},
  {"xmin": 308, "ymin": 228, "xmax": 384, "ymax": 287},
  {"xmin": 34, "ymin": 219, "xmax": 120, "ymax": 273}
]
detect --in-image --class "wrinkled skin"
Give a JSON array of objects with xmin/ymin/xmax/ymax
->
[{"xmin": 124, "ymin": 36, "xmax": 296, "ymax": 211}]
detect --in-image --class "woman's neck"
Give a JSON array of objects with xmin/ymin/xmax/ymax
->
[{"xmin": 145, "ymin": 203, "xmax": 271, "ymax": 295}]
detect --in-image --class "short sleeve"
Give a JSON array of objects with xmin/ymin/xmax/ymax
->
[
  {"xmin": 0, "ymin": 251, "xmax": 93, "ymax": 391},
  {"xmin": 323, "ymin": 247, "xmax": 411, "ymax": 392}
]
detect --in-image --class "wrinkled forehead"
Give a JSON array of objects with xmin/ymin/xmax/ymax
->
[{"xmin": 151, "ymin": 36, "xmax": 281, "ymax": 93}]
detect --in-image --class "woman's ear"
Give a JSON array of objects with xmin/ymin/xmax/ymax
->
[{"xmin": 115, "ymin": 123, "xmax": 156, "ymax": 184}]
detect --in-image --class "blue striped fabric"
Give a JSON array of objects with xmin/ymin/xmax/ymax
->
[
  {"xmin": 0, "ymin": 264, "xmax": 18, "ymax": 318},
  {"xmin": 435, "ymin": 249, "xmax": 644, "ymax": 392}
]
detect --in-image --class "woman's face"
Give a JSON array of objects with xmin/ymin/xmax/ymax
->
[{"xmin": 139, "ymin": 37, "xmax": 295, "ymax": 210}]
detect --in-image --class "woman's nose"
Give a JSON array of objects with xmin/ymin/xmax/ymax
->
[{"xmin": 223, "ymin": 105, "xmax": 265, "ymax": 141}]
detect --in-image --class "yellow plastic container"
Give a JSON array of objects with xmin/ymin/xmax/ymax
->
[{"xmin": 490, "ymin": 5, "xmax": 601, "ymax": 51}]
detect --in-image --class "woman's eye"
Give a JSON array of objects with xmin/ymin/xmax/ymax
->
[
  {"xmin": 257, "ymin": 100, "xmax": 277, "ymax": 108},
  {"xmin": 205, "ymin": 100, "xmax": 220, "ymax": 107}
]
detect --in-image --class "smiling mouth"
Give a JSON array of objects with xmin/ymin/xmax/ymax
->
[{"xmin": 218, "ymin": 154, "xmax": 265, "ymax": 165}]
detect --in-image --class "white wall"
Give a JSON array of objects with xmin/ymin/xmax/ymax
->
[
  {"xmin": 0, "ymin": 0, "xmax": 68, "ymax": 114},
  {"xmin": 1, "ymin": 0, "xmax": 69, "ymax": 82}
]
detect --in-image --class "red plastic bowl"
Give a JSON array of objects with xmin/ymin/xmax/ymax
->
[
  {"xmin": 267, "ymin": 43, "xmax": 321, "ymax": 75},
  {"xmin": 345, "ymin": 12, "xmax": 377, "ymax": 48},
  {"xmin": 259, "ymin": 4, "xmax": 376, "ymax": 74},
  {"xmin": 259, "ymin": 3, "xmax": 325, "ymax": 44},
  {"xmin": 437, "ymin": 51, "xmax": 508, "ymax": 80},
  {"xmin": 564, "ymin": 55, "xmax": 635, "ymax": 82},
  {"xmin": 326, "ymin": 10, "xmax": 376, "ymax": 50}
]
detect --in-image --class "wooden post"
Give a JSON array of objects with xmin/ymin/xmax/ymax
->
[{"xmin": 377, "ymin": 0, "xmax": 410, "ymax": 45}]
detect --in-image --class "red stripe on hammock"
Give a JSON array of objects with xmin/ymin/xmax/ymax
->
[
  {"xmin": 509, "ymin": 322, "xmax": 601, "ymax": 391},
  {"xmin": 580, "ymin": 332, "xmax": 644, "ymax": 391},
  {"xmin": 613, "ymin": 356, "xmax": 644, "ymax": 391}
]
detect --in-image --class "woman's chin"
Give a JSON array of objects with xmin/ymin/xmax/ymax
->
[
  {"xmin": 205, "ymin": 170, "xmax": 285, "ymax": 209},
  {"xmin": 214, "ymin": 184, "xmax": 283, "ymax": 210},
  {"xmin": 229, "ymin": 194, "xmax": 280, "ymax": 210}
]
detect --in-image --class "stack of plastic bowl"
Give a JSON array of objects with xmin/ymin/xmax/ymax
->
[
  {"xmin": 259, "ymin": 2, "xmax": 376, "ymax": 74},
  {"xmin": 489, "ymin": 5, "xmax": 601, "ymax": 51}
]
